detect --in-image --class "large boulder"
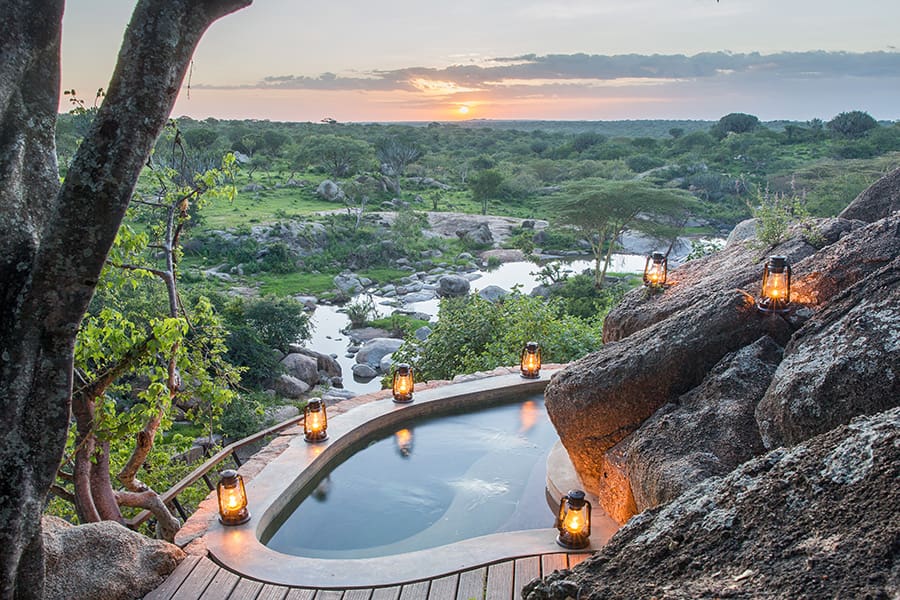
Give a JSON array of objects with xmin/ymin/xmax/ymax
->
[
  {"xmin": 286, "ymin": 346, "xmax": 342, "ymax": 379},
  {"xmin": 333, "ymin": 273, "xmax": 363, "ymax": 296},
  {"xmin": 273, "ymin": 373, "xmax": 310, "ymax": 399},
  {"xmin": 601, "ymin": 217, "xmax": 858, "ymax": 343},
  {"xmin": 477, "ymin": 285, "xmax": 509, "ymax": 303},
  {"xmin": 625, "ymin": 336, "xmax": 782, "ymax": 512},
  {"xmin": 315, "ymin": 179, "xmax": 344, "ymax": 201},
  {"xmin": 436, "ymin": 274, "xmax": 470, "ymax": 298},
  {"xmin": 280, "ymin": 353, "xmax": 320, "ymax": 386},
  {"xmin": 756, "ymin": 254, "xmax": 900, "ymax": 448},
  {"xmin": 546, "ymin": 292, "xmax": 791, "ymax": 522},
  {"xmin": 355, "ymin": 337, "xmax": 404, "ymax": 370},
  {"xmin": 456, "ymin": 222, "xmax": 494, "ymax": 246},
  {"xmin": 726, "ymin": 217, "xmax": 758, "ymax": 245},
  {"xmin": 43, "ymin": 516, "xmax": 184, "ymax": 600},
  {"xmin": 839, "ymin": 165, "xmax": 900, "ymax": 222},
  {"xmin": 524, "ymin": 407, "xmax": 900, "ymax": 600}
]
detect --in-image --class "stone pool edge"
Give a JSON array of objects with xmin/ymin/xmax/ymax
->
[{"xmin": 201, "ymin": 368, "xmax": 615, "ymax": 588}]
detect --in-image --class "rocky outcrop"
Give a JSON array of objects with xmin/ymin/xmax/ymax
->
[
  {"xmin": 477, "ymin": 285, "xmax": 509, "ymax": 303},
  {"xmin": 43, "ymin": 516, "xmax": 184, "ymax": 600},
  {"xmin": 546, "ymin": 292, "xmax": 791, "ymax": 521},
  {"xmin": 757, "ymin": 255, "xmax": 900, "ymax": 448},
  {"xmin": 839, "ymin": 165, "xmax": 900, "ymax": 222},
  {"xmin": 625, "ymin": 336, "xmax": 782, "ymax": 511},
  {"xmin": 546, "ymin": 212, "xmax": 900, "ymax": 524},
  {"xmin": 524, "ymin": 408, "xmax": 900, "ymax": 600}
]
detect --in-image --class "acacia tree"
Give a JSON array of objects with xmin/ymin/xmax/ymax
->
[
  {"xmin": 0, "ymin": 0, "xmax": 251, "ymax": 597},
  {"xmin": 375, "ymin": 136, "xmax": 423, "ymax": 196},
  {"xmin": 553, "ymin": 179, "xmax": 695, "ymax": 287}
]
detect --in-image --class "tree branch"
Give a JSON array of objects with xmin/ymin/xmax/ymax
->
[{"xmin": 115, "ymin": 489, "xmax": 180, "ymax": 541}]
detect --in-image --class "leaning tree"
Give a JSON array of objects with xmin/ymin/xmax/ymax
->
[{"xmin": 0, "ymin": 1, "xmax": 251, "ymax": 598}]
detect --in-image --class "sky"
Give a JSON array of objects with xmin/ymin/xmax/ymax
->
[{"xmin": 60, "ymin": 0, "xmax": 900, "ymax": 123}]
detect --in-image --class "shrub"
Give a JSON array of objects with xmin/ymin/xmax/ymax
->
[
  {"xmin": 827, "ymin": 110, "xmax": 878, "ymax": 138},
  {"xmin": 260, "ymin": 242, "xmax": 297, "ymax": 273},
  {"xmin": 219, "ymin": 395, "xmax": 265, "ymax": 441},
  {"xmin": 391, "ymin": 293, "xmax": 604, "ymax": 381},
  {"xmin": 344, "ymin": 295, "xmax": 377, "ymax": 328}
]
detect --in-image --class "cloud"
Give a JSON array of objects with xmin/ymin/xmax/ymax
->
[{"xmin": 198, "ymin": 51, "xmax": 900, "ymax": 96}]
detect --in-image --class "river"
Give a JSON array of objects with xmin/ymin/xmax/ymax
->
[{"xmin": 306, "ymin": 254, "xmax": 648, "ymax": 394}]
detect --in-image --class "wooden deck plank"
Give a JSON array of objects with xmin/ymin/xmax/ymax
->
[
  {"xmin": 455, "ymin": 566, "xmax": 486, "ymax": 600},
  {"xmin": 226, "ymin": 578, "xmax": 263, "ymax": 600},
  {"xmin": 145, "ymin": 555, "xmax": 202, "ymax": 600},
  {"xmin": 512, "ymin": 557, "xmax": 540, "ymax": 600},
  {"xmin": 399, "ymin": 581, "xmax": 429, "ymax": 600},
  {"xmin": 426, "ymin": 574, "xmax": 458, "ymax": 600},
  {"xmin": 567, "ymin": 553, "xmax": 593, "ymax": 568},
  {"xmin": 370, "ymin": 587, "xmax": 401, "ymax": 600},
  {"xmin": 256, "ymin": 585, "xmax": 289, "ymax": 600},
  {"xmin": 540, "ymin": 554, "xmax": 568, "ymax": 578},
  {"xmin": 485, "ymin": 561, "xmax": 514, "ymax": 600},
  {"xmin": 312, "ymin": 591, "xmax": 344, "ymax": 600},
  {"xmin": 171, "ymin": 557, "xmax": 219, "ymax": 600},
  {"xmin": 198, "ymin": 569, "xmax": 240, "ymax": 600},
  {"xmin": 285, "ymin": 590, "xmax": 316, "ymax": 600},
  {"xmin": 342, "ymin": 590, "xmax": 373, "ymax": 600}
]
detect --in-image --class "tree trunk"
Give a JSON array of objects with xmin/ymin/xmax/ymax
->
[{"xmin": 0, "ymin": 1, "xmax": 250, "ymax": 597}]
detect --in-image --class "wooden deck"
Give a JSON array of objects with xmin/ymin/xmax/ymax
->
[{"xmin": 145, "ymin": 552, "xmax": 591, "ymax": 600}]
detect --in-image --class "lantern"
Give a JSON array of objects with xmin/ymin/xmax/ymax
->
[
  {"xmin": 555, "ymin": 490, "xmax": 591, "ymax": 549},
  {"xmin": 757, "ymin": 255, "xmax": 792, "ymax": 314},
  {"xmin": 217, "ymin": 469, "xmax": 250, "ymax": 525},
  {"xmin": 520, "ymin": 341, "xmax": 541, "ymax": 379},
  {"xmin": 643, "ymin": 252, "xmax": 668, "ymax": 287},
  {"xmin": 395, "ymin": 428, "xmax": 414, "ymax": 458},
  {"xmin": 392, "ymin": 363, "xmax": 414, "ymax": 403},
  {"xmin": 304, "ymin": 398, "xmax": 328, "ymax": 443}
]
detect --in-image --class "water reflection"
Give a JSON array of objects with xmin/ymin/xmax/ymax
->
[
  {"xmin": 395, "ymin": 428, "xmax": 414, "ymax": 458},
  {"xmin": 311, "ymin": 475, "xmax": 332, "ymax": 502},
  {"xmin": 519, "ymin": 400, "xmax": 539, "ymax": 434}
]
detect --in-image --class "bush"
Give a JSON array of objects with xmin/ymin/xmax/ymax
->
[
  {"xmin": 547, "ymin": 274, "xmax": 627, "ymax": 320},
  {"xmin": 391, "ymin": 293, "xmax": 604, "ymax": 381},
  {"xmin": 827, "ymin": 110, "xmax": 878, "ymax": 138},
  {"xmin": 626, "ymin": 154, "xmax": 665, "ymax": 173},
  {"xmin": 260, "ymin": 242, "xmax": 297, "ymax": 274},
  {"xmin": 219, "ymin": 395, "xmax": 265, "ymax": 441},
  {"xmin": 344, "ymin": 295, "xmax": 377, "ymax": 328}
]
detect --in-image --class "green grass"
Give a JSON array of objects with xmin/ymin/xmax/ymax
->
[{"xmin": 256, "ymin": 267, "xmax": 409, "ymax": 297}]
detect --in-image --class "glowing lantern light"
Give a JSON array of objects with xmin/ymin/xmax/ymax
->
[
  {"xmin": 392, "ymin": 363, "xmax": 414, "ymax": 404},
  {"xmin": 643, "ymin": 252, "xmax": 668, "ymax": 287},
  {"xmin": 216, "ymin": 469, "xmax": 250, "ymax": 525},
  {"xmin": 520, "ymin": 341, "xmax": 542, "ymax": 379},
  {"xmin": 304, "ymin": 398, "xmax": 328, "ymax": 443},
  {"xmin": 395, "ymin": 428, "xmax": 414, "ymax": 458},
  {"xmin": 555, "ymin": 490, "xmax": 592, "ymax": 549},
  {"xmin": 757, "ymin": 255, "xmax": 792, "ymax": 314}
]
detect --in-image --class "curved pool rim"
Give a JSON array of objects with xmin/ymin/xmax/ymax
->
[{"xmin": 203, "ymin": 370, "xmax": 618, "ymax": 588}]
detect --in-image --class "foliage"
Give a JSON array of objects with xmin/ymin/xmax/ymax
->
[
  {"xmin": 547, "ymin": 274, "xmax": 628, "ymax": 320},
  {"xmin": 344, "ymin": 295, "xmax": 377, "ymax": 328},
  {"xmin": 746, "ymin": 187, "xmax": 810, "ymax": 247},
  {"xmin": 551, "ymin": 179, "xmax": 695, "ymax": 286},
  {"xmin": 223, "ymin": 295, "xmax": 311, "ymax": 351},
  {"xmin": 469, "ymin": 169, "xmax": 504, "ymax": 214},
  {"xmin": 712, "ymin": 112, "xmax": 761, "ymax": 137},
  {"xmin": 685, "ymin": 238, "xmax": 726, "ymax": 261},
  {"xmin": 390, "ymin": 293, "xmax": 604, "ymax": 382},
  {"xmin": 259, "ymin": 242, "xmax": 297, "ymax": 273},
  {"xmin": 827, "ymin": 111, "xmax": 878, "ymax": 138},
  {"xmin": 296, "ymin": 134, "xmax": 373, "ymax": 178},
  {"xmin": 219, "ymin": 395, "xmax": 266, "ymax": 441}
]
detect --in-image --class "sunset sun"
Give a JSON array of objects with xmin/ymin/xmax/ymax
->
[{"xmin": 458, "ymin": 105, "xmax": 470, "ymax": 115}]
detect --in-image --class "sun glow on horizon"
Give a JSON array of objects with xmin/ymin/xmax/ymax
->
[{"xmin": 458, "ymin": 105, "xmax": 470, "ymax": 115}]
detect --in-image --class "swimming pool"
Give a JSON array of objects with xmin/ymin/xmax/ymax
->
[
  {"xmin": 263, "ymin": 394, "xmax": 558, "ymax": 558},
  {"xmin": 202, "ymin": 371, "xmax": 617, "ymax": 588}
]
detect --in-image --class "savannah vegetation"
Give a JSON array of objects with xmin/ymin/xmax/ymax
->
[{"xmin": 6, "ymin": 8, "xmax": 900, "ymax": 589}]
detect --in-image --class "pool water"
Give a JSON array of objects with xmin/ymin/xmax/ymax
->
[{"xmin": 263, "ymin": 393, "xmax": 558, "ymax": 559}]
